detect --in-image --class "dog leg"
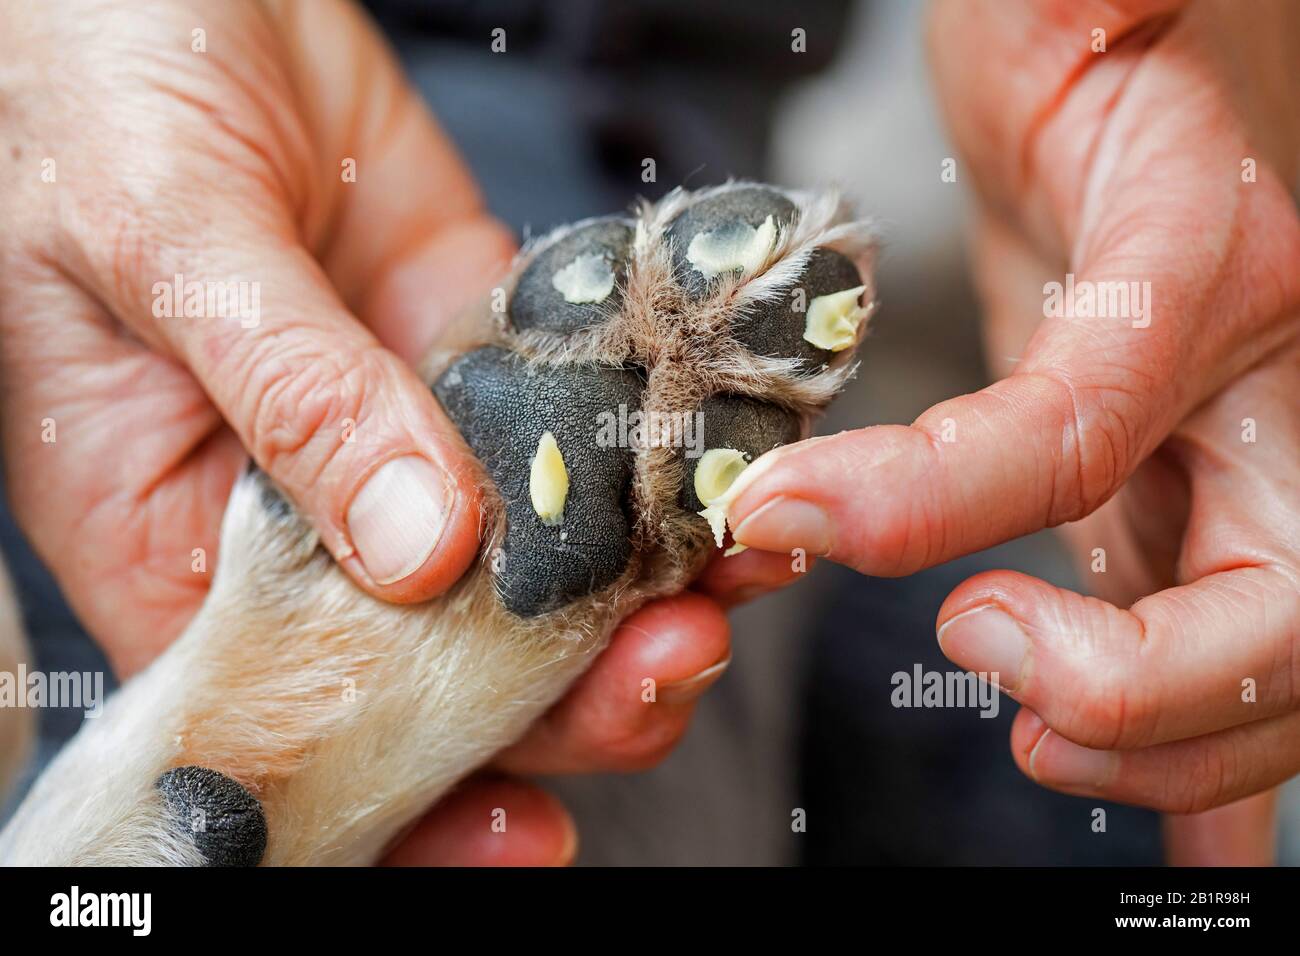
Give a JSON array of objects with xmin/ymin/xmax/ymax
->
[{"xmin": 0, "ymin": 183, "xmax": 876, "ymax": 865}]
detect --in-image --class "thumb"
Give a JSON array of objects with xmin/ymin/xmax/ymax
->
[{"xmin": 99, "ymin": 216, "xmax": 481, "ymax": 603}]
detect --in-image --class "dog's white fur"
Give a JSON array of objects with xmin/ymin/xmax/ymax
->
[
  {"xmin": 0, "ymin": 184, "xmax": 876, "ymax": 865},
  {"xmin": 1, "ymin": 475, "xmax": 613, "ymax": 864}
]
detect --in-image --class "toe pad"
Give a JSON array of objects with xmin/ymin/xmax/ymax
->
[
  {"xmin": 667, "ymin": 186, "xmax": 798, "ymax": 299},
  {"xmin": 735, "ymin": 247, "xmax": 863, "ymax": 365},
  {"xmin": 682, "ymin": 395, "xmax": 800, "ymax": 513},
  {"xmin": 511, "ymin": 217, "xmax": 635, "ymax": 334}
]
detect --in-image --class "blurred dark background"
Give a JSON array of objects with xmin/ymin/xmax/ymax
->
[{"xmin": 16, "ymin": 0, "xmax": 1288, "ymax": 864}]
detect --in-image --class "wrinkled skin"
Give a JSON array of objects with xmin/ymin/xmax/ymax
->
[
  {"xmin": 6, "ymin": 0, "xmax": 1293, "ymax": 868},
  {"xmin": 0, "ymin": 0, "xmax": 773, "ymax": 865},
  {"xmin": 724, "ymin": 0, "xmax": 1300, "ymax": 864}
]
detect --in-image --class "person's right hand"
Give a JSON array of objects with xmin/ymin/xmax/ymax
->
[
  {"xmin": 0, "ymin": 0, "xmax": 738, "ymax": 866},
  {"xmin": 721, "ymin": 0, "xmax": 1300, "ymax": 863}
]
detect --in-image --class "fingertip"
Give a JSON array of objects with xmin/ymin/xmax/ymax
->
[
  {"xmin": 565, "ymin": 594, "xmax": 731, "ymax": 721},
  {"xmin": 936, "ymin": 569, "xmax": 1058, "ymax": 630},
  {"xmin": 612, "ymin": 592, "xmax": 731, "ymax": 680},
  {"xmin": 493, "ymin": 593, "xmax": 731, "ymax": 775},
  {"xmin": 725, "ymin": 425, "xmax": 940, "ymax": 576},
  {"xmin": 340, "ymin": 450, "xmax": 484, "ymax": 603},
  {"xmin": 1010, "ymin": 707, "xmax": 1049, "ymax": 776},
  {"xmin": 694, "ymin": 546, "xmax": 812, "ymax": 605},
  {"xmin": 382, "ymin": 776, "xmax": 576, "ymax": 867}
]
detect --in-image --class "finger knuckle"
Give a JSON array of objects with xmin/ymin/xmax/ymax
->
[
  {"xmin": 1039, "ymin": 371, "xmax": 1144, "ymax": 524},
  {"xmin": 840, "ymin": 426, "xmax": 946, "ymax": 575},
  {"xmin": 80, "ymin": 197, "xmax": 173, "ymax": 312},
  {"xmin": 240, "ymin": 336, "xmax": 377, "ymax": 486},
  {"xmin": 1064, "ymin": 682, "xmax": 1129, "ymax": 750},
  {"xmin": 1059, "ymin": 660, "xmax": 1155, "ymax": 751},
  {"xmin": 1161, "ymin": 743, "xmax": 1240, "ymax": 815}
]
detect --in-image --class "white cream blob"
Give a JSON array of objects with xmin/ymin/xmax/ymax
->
[
  {"xmin": 551, "ymin": 253, "xmax": 616, "ymax": 304},
  {"xmin": 686, "ymin": 215, "xmax": 777, "ymax": 280}
]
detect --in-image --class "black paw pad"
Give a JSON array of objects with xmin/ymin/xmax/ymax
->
[
  {"xmin": 156, "ymin": 766, "xmax": 267, "ymax": 867},
  {"xmin": 434, "ymin": 347, "xmax": 644, "ymax": 616},
  {"xmin": 511, "ymin": 217, "xmax": 635, "ymax": 333},
  {"xmin": 733, "ymin": 247, "xmax": 863, "ymax": 365},
  {"xmin": 667, "ymin": 186, "xmax": 798, "ymax": 299},
  {"xmin": 681, "ymin": 395, "xmax": 800, "ymax": 513}
]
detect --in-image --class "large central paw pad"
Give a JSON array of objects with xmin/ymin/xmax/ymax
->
[
  {"xmin": 433, "ymin": 183, "xmax": 875, "ymax": 617},
  {"xmin": 434, "ymin": 347, "xmax": 643, "ymax": 616}
]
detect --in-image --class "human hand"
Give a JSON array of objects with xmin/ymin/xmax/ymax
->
[
  {"xmin": 720, "ymin": 0, "xmax": 1300, "ymax": 863},
  {"xmin": 0, "ymin": 0, "xmax": 740, "ymax": 865}
]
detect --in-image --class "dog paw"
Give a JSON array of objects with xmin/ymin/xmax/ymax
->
[
  {"xmin": 0, "ymin": 183, "xmax": 876, "ymax": 867},
  {"xmin": 433, "ymin": 183, "xmax": 877, "ymax": 618}
]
